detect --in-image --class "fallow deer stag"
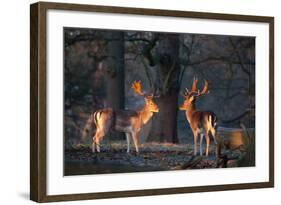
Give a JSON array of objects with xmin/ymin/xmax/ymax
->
[
  {"xmin": 179, "ymin": 78, "xmax": 217, "ymax": 156},
  {"xmin": 82, "ymin": 81, "xmax": 159, "ymax": 153}
]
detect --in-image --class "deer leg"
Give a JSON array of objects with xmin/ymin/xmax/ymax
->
[
  {"xmin": 95, "ymin": 137, "xmax": 101, "ymax": 153},
  {"xmin": 92, "ymin": 135, "xmax": 96, "ymax": 153},
  {"xmin": 95, "ymin": 130, "xmax": 105, "ymax": 153},
  {"xmin": 132, "ymin": 131, "xmax": 139, "ymax": 153},
  {"xmin": 205, "ymin": 131, "xmax": 210, "ymax": 156},
  {"xmin": 200, "ymin": 133, "xmax": 204, "ymax": 156},
  {"xmin": 210, "ymin": 127, "xmax": 217, "ymax": 145},
  {"xmin": 210, "ymin": 127, "xmax": 219, "ymax": 158},
  {"xmin": 193, "ymin": 130, "xmax": 198, "ymax": 156},
  {"xmin": 92, "ymin": 129, "xmax": 101, "ymax": 153},
  {"xmin": 125, "ymin": 133, "xmax": 131, "ymax": 153}
]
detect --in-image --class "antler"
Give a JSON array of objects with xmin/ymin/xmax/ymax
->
[
  {"xmin": 193, "ymin": 80, "xmax": 209, "ymax": 97},
  {"xmin": 182, "ymin": 78, "xmax": 209, "ymax": 98},
  {"xmin": 191, "ymin": 77, "xmax": 198, "ymax": 92},
  {"xmin": 131, "ymin": 81, "xmax": 144, "ymax": 96},
  {"xmin": 182, "ymin": 77, "xmax": 199, "ymax": 98}
]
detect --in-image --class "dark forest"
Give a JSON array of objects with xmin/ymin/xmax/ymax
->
[{"xmin": 64, "ymin": 28, "xmax": 255, "ymax": 175}]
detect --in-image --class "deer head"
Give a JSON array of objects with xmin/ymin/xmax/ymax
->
[
  {"xmin": 132, "ymin": 81, "xmax": 159, "ymax": 113},
  {"xmin": 179, "ymin": 77, "xmax": 209, "ymax": 111}
]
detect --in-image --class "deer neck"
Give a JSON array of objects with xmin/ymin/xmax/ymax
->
[
  {"xmin": 185, "ymin": 103, "xmax": 197, "ymax": 123},
  {"xmin": 139, "ymin": 104, "xmax": 153, "ymax": 125}
]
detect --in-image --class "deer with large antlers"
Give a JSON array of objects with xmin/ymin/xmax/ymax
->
[
  {"xmin": 179, "ymin": 78, "xmax": 218, "ymax": 156},
  {"xmin": 82, "ymin": 81, "xmax": 159, "ymax": 153}
]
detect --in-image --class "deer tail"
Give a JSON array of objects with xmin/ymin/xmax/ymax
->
[
  {"xmin": 93, "ymin": 110, "xmax": 103, "ymax": 128},
  {"xmin": 209, "ymin": 113, "xmax": 218, "ymax": 135}
]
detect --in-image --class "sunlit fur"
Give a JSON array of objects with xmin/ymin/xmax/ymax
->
[
  {"xmin": 180, "ymin": 96, "xmax": 217, "ymax": 156},
  {"xmin": 84, "ymin": 95, "xmax": 159, "ymax": 153},
  {"xmin": 180, "ymin": 79, "xmax": 217, "ymax": 157}
]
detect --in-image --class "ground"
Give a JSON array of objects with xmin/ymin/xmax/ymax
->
[{"xmin": 64, "ymin": 141, "xmax": 224, "ymax": 175}]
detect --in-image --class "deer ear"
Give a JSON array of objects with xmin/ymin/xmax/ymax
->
[{"xmin": 189, "ymin": 96, "xmax": 194, "ymax": 102}]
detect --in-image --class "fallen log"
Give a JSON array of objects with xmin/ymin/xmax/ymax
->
[
  {"xmin": 215, "ymin": 125, "xmax": 255, "ymax": 167},
  {"xmin": 216, "ymin": 126, "xmax": 254, "ymax": 154},
  {"xmin": 181, "ymin": 156, "xmax": 203, "ymax": 169}
]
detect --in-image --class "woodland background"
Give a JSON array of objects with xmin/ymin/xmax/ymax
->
[{"xmin": 64, "ymin": 28, "xmax": 255, "ymax": 148}]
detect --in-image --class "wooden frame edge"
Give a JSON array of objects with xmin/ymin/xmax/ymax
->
[
  {"xmin": 39, "ymin": 182, "xmax": 273, "ymax": 203},
  {"xmin": 30, "ymin": 1, "xmax": 274, "ymax": 202},
  {"xmin": 37, "ymin": 1, "xmax": 274, "ymax": 22},
  {"xmin": 30, "ymin": 2, "xmax": 39, "ymax": 202},
  {"xmin": 30, "ymin": 2, "xmax": 48, "ymax": 202},
  {"xmin": 269, "ymin": 17, "xmax": 274, "ymax": 188}
]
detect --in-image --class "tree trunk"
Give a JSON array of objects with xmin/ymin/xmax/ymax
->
[
  {"xmin": 147, "ymin": 90, "xmax": 179, "ymax": 143},
  {"xmin": 147, "ymin": 34, "xmax": 180, "ymax": 143},
  {"xmin": 104, "ymin": 32, "xmax": 125, "ymax": 140}
]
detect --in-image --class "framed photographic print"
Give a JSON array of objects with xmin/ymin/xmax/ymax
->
[{"xmin": 30, "ymin": 1, "xmax": 274, "ymax": 202}]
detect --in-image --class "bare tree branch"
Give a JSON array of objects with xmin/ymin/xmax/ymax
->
[
  {"xmin": 178, "ymin": 35, "xmax": 195, "ymax": 86},
  {"xmin": 221, "ymin": 109, "xmax": 254, "ymax": 124},
  {"xmin": 185, "ymin": 56, "xmax": 255, "ymax": 66},
  {"xmin": 229, "ymin": 37, "xmax": 251, "ymax": 76}
]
